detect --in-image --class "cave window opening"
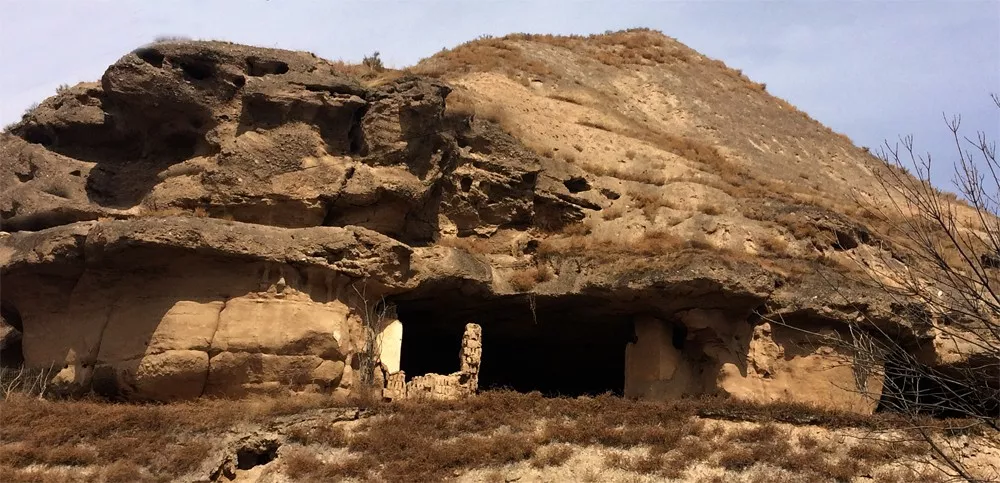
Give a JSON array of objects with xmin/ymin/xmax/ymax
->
[
  {"xmin": 246, "ymin": 58, "xmax": 290, "ymax": 77},
  {"xmin": 396, "ymin": 299, "xmax": 630, "ymax": 397}
]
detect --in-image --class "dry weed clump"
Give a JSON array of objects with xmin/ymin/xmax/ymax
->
[
  {"xmin": 601, "ymin": 202, "xmax": 627, "ymax": 221},
  {"xmin": 508, "ymin": 264, "xmax": 555, "ymax": 291},
  {"xmin": 697, "ymin": 203, "xmax": 723, "ymax": 215},
  {"xmin": 529, "ymin": 444, "xmax": 575, "ymax": 468},
  {"xmin": 631, "ymin": 229, "xmax": 686, "ymax": 255},
  {"xmin": 286, "ymin": 425, "xmax": 349, "ymax": 447},
  {"xmin": 438, "ymin": 235, "xmax": 495, "ymax": 254},
  {"xmin": 758, "ymin": 234, "xmax": 790, "ymax": 255}
]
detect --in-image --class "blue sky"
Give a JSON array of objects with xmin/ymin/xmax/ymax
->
[{"xmin": 1, "ymin": 1, "xmax": 997, "ymax": 189}]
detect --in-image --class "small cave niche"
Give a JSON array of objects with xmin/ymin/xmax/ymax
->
[
  {"xmin": 832, "ymin": 230, "xmax": 859, "ymax": 250},
  {"xmin": 134, "ymin": 48, "xmax": 165, "ymax": 68},
  {"xmin": 347, "ymin": 106, "xmax": 367, "ymax": 155},
  {"xmin": 236, "ymin": 440, "xmax": 280, "ymax": 470},
  {"xmin": 396, "ymin": 295, "xmax": 631, "ymax": 397},
  {"xmin": 563, "ymin": 176, "xmax": 591, "ymax": 193},
  {"xmin": 176, "ymin": 58, "xmax": 215, "ymax": 81},
  {"xmin": 21, "ymin": 126, "xmax": 55, "ymax": 147},
  {"xmin": 460, "ymin": 176, "xmax": 473, "ymax": 192},
  {"xmin": 600, "ymin": 188, "xmax": 620, "ymax": 200},
  {"xmin": 246, "ymin": 58, "xmax": 290, "ymax": 77}
]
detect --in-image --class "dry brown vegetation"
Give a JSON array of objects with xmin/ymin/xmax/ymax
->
[
  {"xmin": 508, "ymin": 263, "xmax": 555, "ymax": 291},
  {"xmin": 438, "ymin": 234, "xmax": 496, "ymax": 254},
  {"xmin": 288, "ymin": 391, "xmax": 963, "ymax": 481},
  {"xmin": 757, "ymin": 234, "xmax": 790, "ymax": 255},
  {"xmin": 0, "ymin": 393, "xmax": 347, "ymax": 482},
  {"xmin": 1, "ymin": 390, "xmax": 983, "ymax": 482}
]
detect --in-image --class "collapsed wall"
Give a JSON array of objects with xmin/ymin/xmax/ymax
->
[{"xmin": 0, "ymin": 38, "xmax": 961, "ymax": 414}]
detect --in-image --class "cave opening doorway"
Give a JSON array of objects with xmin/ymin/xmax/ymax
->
[
  {"xmin": 876, "ymin": 356, "xmax": 1000, "ymax": 418},
  {"xmin": 395, "ymin": 295, "xmax": 633, "ymax": 397},
  {"xmin": 0, "ymin": 302, "xmax": 25, "ymax": 369}
]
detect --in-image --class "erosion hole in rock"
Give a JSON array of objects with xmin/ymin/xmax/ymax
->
[
  {"xmin": 563, "ymin": 176, "xmax": 591, "ymax": 193},
  {"xmin": 833, "ymin": 230, "xmax": 858, "ymax": 250},
  {"xmin": 134, "ymin": 48, "xmax": 165, "ymax": 68},
  {"xmin": 246, "ymin": 58, "xmax": 290, "ymax": 76},
  {"xmin": 177, "ymin": 58, "xmax": 215, "ymax": 81},
  {"xmin": 395, "ymin": 295, "xmax": 631, "ymax": 396},
  {"xmin": 236, "ymin": 440, "xmax": 280, "ymax": 470}
]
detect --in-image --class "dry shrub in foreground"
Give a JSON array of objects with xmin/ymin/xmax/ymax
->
[
  {"xmin": 0, "ymin": 393, "xmax": 347, "ymax": 482},
  {"xmin": 0, "ymin": 391, "xmax": 979, "ymax": 481},
  {"xmin": 277, "ymin": 391, "xmax": 969, "ymax": 482}
]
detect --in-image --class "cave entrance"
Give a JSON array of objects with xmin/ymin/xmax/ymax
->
[
  {"xmin": 0, "ymin": 302, "xmax": 25, "ymax": 369},
  {"xmin": 396, "ymin": 295, "xmax": 632, "ymax": 397},
  {"xmin": 877, "ymin": 357, "xmax": 1000, "ymax": 418}
]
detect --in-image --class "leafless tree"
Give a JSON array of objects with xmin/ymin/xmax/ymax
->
[
  {"xmin": 765, "ymin": 95, "xmax": 1000, "ymax": 481},
  {"xmin": 0, "ymin": 366, "xmax": 55, "ymax": 400},
  {"xmin": 351, "ymin": 284, "xmax": 395, "ymax": 388}
]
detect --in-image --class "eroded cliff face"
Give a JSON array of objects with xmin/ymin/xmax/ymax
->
[{"xmin": 0, "ymin": 36, "xmax": 959, "ymax": 412}]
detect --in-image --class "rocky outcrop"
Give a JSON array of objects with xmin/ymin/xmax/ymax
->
[
  {"xmin": 0, "ymin": 36, "xmax": 971, "ymax": 413},
  {"xmin": 0, "ymin": 218, "xmax": 409, "ymax": 400}
]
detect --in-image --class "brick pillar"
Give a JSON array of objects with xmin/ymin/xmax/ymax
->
[{"xmin": 460, "ymin": 323, "xmax": 483, "ymax": 393}]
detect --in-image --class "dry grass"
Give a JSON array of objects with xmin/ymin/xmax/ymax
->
[
  {"xmin": 530, "ymin": 444, "xmax": 575, "ymax": 468},
  {"xmin": 411, "ymin": 36, "xmax": 552, "ymax": 80},
  {"xmin": 413, "ymin": 29, "xmax": 685, "ymax": 82},
  {"xmin": 0, "ymin": 391, "xmax": 979, "ymax": 482},
  {"xmin": 272, "ymin": 391, "xmax": 965, "ymax": 481},
  {"xmin": 286, "ymin": 425, "xmax": 349, "ymax": 447},
  {"xmin": 508, "ymin": 264, "xmax": 555, "ymax": 291},
  {"xmin": 758, "ymin": 234, "xmax": 790, "ymax": 255},
  {"xmin": 0, "ymin": 393, "xmax": 349, "ymax": 482},
  {"xmin": 438, "ymin": 235, "xmax": 495, "ymax": 254},
  {"xmin": 698, "ymin": 203, "xmax": 723, "ymax": 215}
]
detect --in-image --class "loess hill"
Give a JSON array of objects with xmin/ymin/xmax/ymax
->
[{"xmin": 0, "ymin": 30, "xmax": 977, "ymax": 412}]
